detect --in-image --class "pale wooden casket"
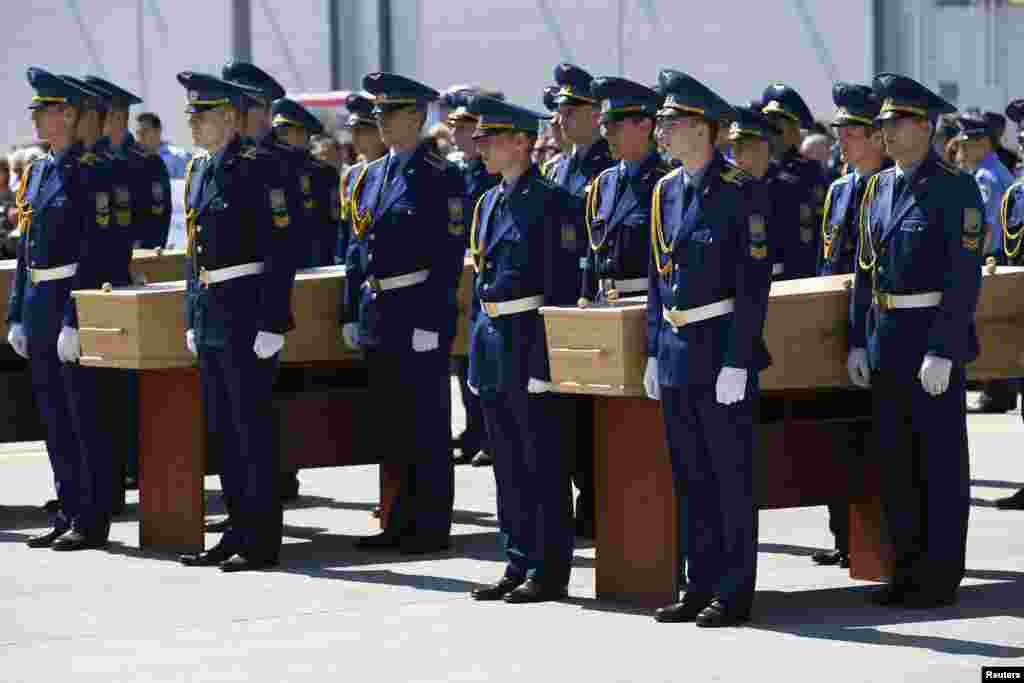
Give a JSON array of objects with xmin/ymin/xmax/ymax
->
[
  {"xmin": 541, "ymin": 267, "xmax": 1024, "ymax": 396},
  {"xmin": 130, "ymin": 248, "xmax": 187, "ymax": 285},
  {"xmin": 72, "ymin": 265, "xmax": 359, "ymax": 369}
]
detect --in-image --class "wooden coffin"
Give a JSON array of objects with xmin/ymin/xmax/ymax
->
[
  {"xmin": 73, "ymin": 265, "xmax": 360, "ymax": 369},
  {"xmin": 541, "ymin": 266, "xmax": 1024, "ymax": 396},
  {"xmin": 452, "ymin": 257, "xmax": 474, "ymax": 357},
  {"xmin": 130, "ymin": 248, "xmax": 187, "ymax": 284}
]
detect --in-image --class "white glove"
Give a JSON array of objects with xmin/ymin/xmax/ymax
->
[
  {"xmin": 919, "ymin": 354, "xmax": 952, "ymax": 397},
  {"xmin": 527, "ymin": 378, "xmax": 552, "ymax": 394},
  {"xmin": 412, "ymin": 328, "xmax": 439, "ymax": 352},
  {"xmin": 847, "ymin": 348, "xmax": 871, "ymax": 388},
  {"xmin": 468, "ymin": 383, "xmax": 480, "ymax": 396},
  {"xmin": 341, "ymin": 322, "xmax": 360, "ymax": 350},
  {"xmin": 715, "ymin": 366, "xmax": 747, "ymax": 405},
  {"xmin": 253, "ymin": 331, "xmax": 284, "ymax": 359},
  {"xmin": 7, "ymin": 324, "xmax": 28, "ymax": 359},
  {"xmin": 57, "ymin": 326, "xmax": 80, "ymax": 363},
  {"xmin": 186, "ymin": 329, "xmax": 197, "ymax": 357},
  {"xmin": 643, "ymin": 357, "xmax": 660, "ymax": 400}
]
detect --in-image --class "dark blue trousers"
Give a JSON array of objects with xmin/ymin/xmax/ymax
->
[
  {"xmin": 367, "ymin": 348, "xmax": 454, "ymax": 543},
  {"xmin": 481, "ymin": 389, "xmax": 573, "ymax": 587},
  {"xmin": 661, "ymin": 380, "xmax": 759, "ymax": 613},
  {"xmin": 61, "ymin": 363, "xmax": 116, "ymax": 536},
  {"xmin": 200, "ymin": 338, "xmax": 282, "ymax": 561},
  {"xmin": 28, "ymin": 342, "xmax": 79, "ymax": 530},
  {"xmin": 872, "ymin": 366, "xmax": 969, "ymax": 595}
]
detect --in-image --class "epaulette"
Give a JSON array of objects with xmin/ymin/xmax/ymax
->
[
  {"xmin": 366, "ymin": 155, "xmax": 387, "ymax": 169},
  {"xmin": 830, "ymin": 174, "xmax": 852, "ymax": 189},
  {"xmin": 935, "ymin": 158, "xmax": 961, "ymax": 176},
  {"xmin": 720, "ymin": 164, "xmax": 750, "ymax": 186},
  {"xmin": 655, "ymin": 159, "xmax": 674, "ymax": 176},
  {"xmin": 422, "ymin": 149, "xmax": 448, "ymax": 171},
  {"xmin": 239, "ymin": 145, "xmax": 263, "ymax": 160},
  {"xmin": 541, "ymin": 155, "xmax": 560, "ymax": 176},
  {"xmin": 78, "ymin": 152, "xmax": 98, "ymax": 166}
]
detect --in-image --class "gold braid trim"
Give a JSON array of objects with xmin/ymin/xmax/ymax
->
[
  {"xmin": 819, "ymin": 182, "xmax": 838, "ymax": 262},
  {"xmin": 585, "ymin": 167, "xmax": 617, "ymax": 252},
  {"xmin": 348, "ymin": 162, "xmax": 376, "ymax": 238},
  {"xmin": 339, "ymin": 165, "xmax": 355, "ymax": 221},
  {"xmin": 650, "ymin": 170, "xmax": 679, "ymax": 278},
  {"xmin": 15, "ymin": 159, "xmax": 35, "ymax": 241},
  {"xmin": 468, "ymin": 192, "xmax": 489, "ymax": 273},
  {"xmin": 1002, "ymin": 182, "xmax": 1024, "ymax": 260},
  {"xmin": 857, "ymin": 173, "xmax": 881, "ymax": 272},
  {"xmin": 184, "ymin": 157, "xmax": 197, "ymax": 257}
]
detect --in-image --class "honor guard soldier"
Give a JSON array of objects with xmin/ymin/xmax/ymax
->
[
  {"xmin": 8, "ymin": 68, "xmax": 116, "ymax": 550},
  {"xmin": 579, "ymin": 77, "xmax": 670, "ymax": 305},
  {"xmin": 984, "ymin": 111, "xmax": 1021, "ymax": 176},
  {"xmin": 807, "ymin": 83, "xmax": 888, "ymax": 568},
  {"xmin": 645, "ymin": 70, "xmax": 772, "ymax": 627},
  {"xmin": 548, "ymin": 63, "xmax": 614, "ymax": 538},
  {"xmin": 337, "ymin": 92, "xmax": 387, "ymax": 264},
  {"xmin": 86, "ymin": 76, "xmax": 172, "ymax": 249},
  {"xmin": 761, "ymin": 83, "xmax": 829, "ymax": 279},
  {"xmin": 848, "ymin": 73, "xmax": 983, "ymax": 607},
  {"xmin": 993, "ymin": 100, "xmax": 1024, "ymax": 509},
  {"xmin": 341, "ymin": 73, "xmax": 464, "ymax": 554},
  {"xmin": 175, "ymin": 72, "xmax": 299, "ymax": 572},
  {"xmin": 270, "ymin": 97, "xmax": 341, "ymax": 267},
  {"xmin": 465, "ymin": 95, "xmax": 578, "ymax": 603},
  {"xmin": 956, "ymin": 113, "xmax": 1017, "ymax": 415},
  {"xmin": 445, "ymin": 89, "xmax": 500, "ymax": 466},
  {"xmin": 540, "ymin": 85, "xmax": 564, "ymax": 179}
]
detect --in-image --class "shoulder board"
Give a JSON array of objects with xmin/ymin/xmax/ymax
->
[
  {"xmin": 935, "ymin": 158, "xmax": 963, "ymax": 176},
  {"xmin": 366, "ymin": 155, "xmax": 387, "ymax": 169},
  {"xmin": 878, "ymin": 166, "xmax": 899, "ymax": 180},
  {"xmin": 720, "ymin": 164, "xmax": 750, "ymax": 186},
  {"xmin": 830, "ymin": 174, "xmax": 852, "ymax": 189},
  {"xmin": 655, "ymin": 160, "xmax": 674, "ymax": 176},
  {"xmin": 78, "ymin": 152, "xmax": 98, "ymax": 166},
  {"xmin": 239, "ymin": 146, "xmax": 264, "ymax": 160}
]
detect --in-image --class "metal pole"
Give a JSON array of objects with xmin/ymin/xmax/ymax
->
[
  {"xmin": 617, "ymin": 0, "xmax": 625, "ymax": 76},
  {"xmin": 137, "ymin": 0, "xmax": 147, "ymax": 101},
  {"xmin": 328, "ymin": 0, "xmax": 341, "ymax": 90},
  {"xmin": 378, "ymin": 0, "xmax": 392, "ymax": 72},
  {"xmin": 232, "ymin": 0, "xmax": 252, "ymax": 63}
]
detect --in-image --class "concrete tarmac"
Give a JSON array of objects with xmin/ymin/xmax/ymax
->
[{"xmin": 1, "ymin": 386, "xmax": 1023, "ymax": 682}]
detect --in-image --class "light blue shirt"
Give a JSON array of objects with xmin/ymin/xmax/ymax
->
[
  {"xmin": 159, "ymin": 143, "xmax": 190, "ymax": 179},
  {"xmin": 974, "ymin": 151, "xmax": 1014, "ymax": 229}
]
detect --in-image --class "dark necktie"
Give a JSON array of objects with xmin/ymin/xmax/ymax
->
[
  {"xmin": 848, "ymin": 176, "xmax": 866, "ymax": 226},
  {"xmin": 892, "ymin": 172, "xmax": 906, "ymax": 205}
]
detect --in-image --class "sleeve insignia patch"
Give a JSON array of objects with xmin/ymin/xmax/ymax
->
[
  {"xmin": 964, "ymin": 207, "xmax": 982, "ymax": 234},
  {"xmin": 561, "ymin": 222, "xmax": 578, "ymax": 250},
  {"xmin": 800, "ymin": 203, "xmax": 813, "ymax": 223},
  {"xmin": 300, "ymin": 175, "xmax": 312, "ymax": 195},
  {"xmin": 800, "ymin": 225, "xmax": 814, "ymax": 244},
  {"xmin": 749, "ymin": 214, "xmax": 768, "ymax": 260},
  {"xmin": 152, "ymin": 182, "xmax": 164, "ymax": 201},
  {"xmin": 448, "ymin": 197, "xmax": 464, "ymax": 223},
  {"xmin": 95, "ymin": 192, "xmax": 110, "ymax": 226},
  {"xmin": 270, "ymin": 188, "xmax": 290, "ymax": 228},
  {"xmin": 963, "ymin": 235, "xmax": 980, "ymax": 251}
]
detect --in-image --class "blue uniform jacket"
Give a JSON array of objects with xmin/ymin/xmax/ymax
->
[
  {"xmin": 7, "ymin": 143, "xmax": 112, "ymax": 340},
  {"xmin": 467, "ymin": 165, "xmax": 580, "ymax": 394},
  {"xmin": 183, "ymin": 134, "xmax": 299, "ymax": 347},
  {"xmin": 581, "ymin": 150, "xmax": 670, "ymax": 303},
  {"xmin": 544, "ymin": 138, "xmax": 615, "ymax": 198},
  {"xmin": 765, "ymin": 151, "xmax": 827, "ymax": 279},
  {"xmin": 341, "ymin": 142, "xmax": 465, "ymax": 351},
  {"xmin": 99, "ymin": 132, "xmax": 172, "ymax": 249},
  {"xmin": 972, "ymin": 152, "xmax": 1014, "ymax": 260},
  {"xmin": 646, "ymin": 152, "xmax": 773, "ymax": 387},
  {"xmin": 336, "ymin": 160, "xmax": 364, "ymax": 265},
  {"xmin": 850, "ymin": 153, "xmax": 984, "ymax": 371},
  {"xmin": 295, "ymin": 153, "xmax": 340, "ymax": 268}
]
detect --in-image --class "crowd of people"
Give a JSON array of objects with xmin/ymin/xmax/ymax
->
[{"xmin": 8, "ymin": 55, "xmax": 1024, "ymax": 628}]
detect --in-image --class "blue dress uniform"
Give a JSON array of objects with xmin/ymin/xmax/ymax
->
[
  {"xmin": 580, "ymin": 77, "xmax": 670, "ymax": 305},
  {"xmin": 648, "ymin": 71, "xmax": 772, "ymax": 624},
  {"xmin": 8, "ymin": 69, "xmax": 115, "ymax": 546},
  {"xmin": 547, "ymin": 63, "xmax": 615, "ymax": 536},
  {"xmin": 270, "ymin": 98, "xmax": 340, "ymax": 267},
  {"xmin": 761, "ymin": 83, "xmax": 829, "ymax": 279},
  {"xmin": 957, "ymin": 114, "xmax": 1015, "ymax": 264},
  {"xmin": 86, "ymin": 76, "xmax": 172, "ymax": 249},
  {"xmin": 850, "ymin": 74, "xmax": 983, "ymax": 604},
  {"xmin": 335, "ymin": 92, "xmax": 381, "ymax": 265},
  {"xmin": 446, "ymin": 93, "xmax": 500, "ymax": 461},
  {"xmin": 342, "ymin": 73, "xmax": 464, "ymax": 550},
  {"xmin": 466, "ymin": 96, "xmax": 579, "ymax": 598},
  {"xmin": 539, "ymin": 85, "xmax": 564, "ymax": 179},
  {"xmin": 178, "ymin": 73, "xmax": 299, "ymax": 569}
]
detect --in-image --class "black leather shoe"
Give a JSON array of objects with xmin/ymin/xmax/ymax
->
[
  {"xmin": 695, "ymin": 600, "xmax": 750, "ymax": 627},
  {"xmin": 452, "ymin": 450, "xmax": 477, "ymax": 465},
  {"xmin": 219, "ymin": 554, "xmax": 279, "ymax": 573},
  {"xmin": 868, "ymin": 582, "xmax": 912, "ymax": 606},
  {"xmin": 995, "ymin": 489, "xmax": 1024, "ymax": 510},
  {"xmin": 503, "ymin": 579, "xmax": 568, "ymax": 603},
  {"xmin": 280, "ymin": 473, "xmax": 300, "ymax": 502},
  {"xmin": 812, "ymin": 549, "xmax": 849, "ymax": 567},
  {"xmin": 399, "ymin": 538, "xmax": 450, "ymax": 555},
  {"xmin": 353, "ymin": 532, "xmax": 402, "ymax": 550},
  {"xmin": 470, "ymin": 451, "xmax": 493, "ymax": 467},
  {"xmin": 26, "ymin": 526, "xmax": 70, "ymax": 548},
  {"xmin": 902, "ymin": 589, "xmax": 957, "ymax": 609},
  {"xmin": 180, "ymin": 544, "xmax": 235, "ymax": 567},
  {"xmin": 471, "ymin": 576, "xmax": 526, "ymax": 601},
  {"xmin": 51, "ymin": 530, "xmax": 108, "ymax": 551},
  {"xmin": 654, "ymin": 592, "xmax": 713, "ymax": 623},
  {"xmin": 124, "ymin": 476, "xmax": 139, "ymax": 491},
  {"xmin": 42, "ymin": 499, "xmax": 62, "ymax": 514},
  {"xmin": 204, "ymin": 517, "xmax": 232, "ymax": 533},
  {"xmin": 574, "ymin": 517, "xmax": 595, "ymax": 540}
]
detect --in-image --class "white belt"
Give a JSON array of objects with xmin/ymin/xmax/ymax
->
[
  {"xmin": 482, "ymin": 294, "xmax": 544, "ymax": 318},
  {"xmin": 29, "ymin": 263, "xmax": 78, "ymax": 284},
  {"xmin": 872, "ymin": 291, "xmax": 942, "ymax": 312},
  {"xmin": 772, "ymin": 263, "xmax": 785, "ymax": 276},
  {"xmin": 663, "ymin": 298, "xmax": 735, "ymax": 329},
  {"xmin": 198, "ymin": 261, "xmax": 264, "ymax": 286},
  {"xmin": 363, "ymin": 269, "xmax": 429, "ymax": 293},
  {"xmin": 600, "ymin": 277, "xmax": 647, "ymax": 295}
]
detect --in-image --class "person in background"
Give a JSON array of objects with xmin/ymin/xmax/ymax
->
[
  {"xmin": 134, "ymin": 112, "xmax": 189, "ymax": 179},
  {"xmin": 985, "ymin": 111, "xmax": 1020, "ymax": 175},
  {"xmin": 311, "ymin": 134, "xmax": 344, "ymax": 171},
  {"xmin": 0, "ymin": 157, "xmax": 18, "ymax": 257},
  {"xmin": 800, "ymin": 132, "xmax": 832, "ymax": 168}
]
